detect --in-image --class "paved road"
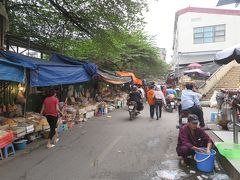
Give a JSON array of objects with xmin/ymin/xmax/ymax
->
[{"xmin": 0, "ymin": 105, "xmax": 230, "ymax": 180}]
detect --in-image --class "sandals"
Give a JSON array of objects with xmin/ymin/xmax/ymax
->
[
  {"xmin": 46, "ymin": 144, "xmax": 55, "ymax": 148},
  {"xmin": 54, "ymin": 138, "xmax": 59, "ymax": 144}
]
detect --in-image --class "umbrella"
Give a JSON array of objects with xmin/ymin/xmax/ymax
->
[
  {"xmin": 187, "ymin": 63, "xmax": 202, "ymax": 68},
  {"xmin": 184, "ymin": 69, "xmax": 210, "ymax": 78},
  {"xmin": 216, "ymin": 0, "xmax": 240, "ymax": 7},
  {"xmin": 214, "ymin": 43, "xmax": 240, "ymax": 64}
]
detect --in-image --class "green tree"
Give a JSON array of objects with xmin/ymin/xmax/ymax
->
[
  {"xmin": 5, "ymin": 0, "xmax": 169, "ymax": 78},
  {"xmin": 63, "ymin": 31, "xmax": 169, "ymax": 78},
  {"xmin": 6, "ymin": 0, "xmax": 147, "ymax": 51}
]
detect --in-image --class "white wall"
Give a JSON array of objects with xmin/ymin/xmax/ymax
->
[{"xmin": 177, "ymin": 12, "xmax": 240, "ymax": 53}]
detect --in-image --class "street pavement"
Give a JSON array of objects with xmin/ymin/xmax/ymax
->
[{"xmin": 0, "ymin": 105, "xmax": 230, "ymax": 180}]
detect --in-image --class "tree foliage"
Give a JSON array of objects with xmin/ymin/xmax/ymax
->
[
  {"xmin": 64, "ymin": 31, "xmax": 169, "ymax": 78},
  {"xmin": 5, "ymin": 0, "xmax": 169, "ymax": 79},
  {"xmin": 7, "ymin": 0, "xmax": 147, "ymax": 50}
]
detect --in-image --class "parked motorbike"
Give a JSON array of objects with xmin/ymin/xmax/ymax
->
[{"xmin": 128, "ymin": 101, "xmax": 139, "ymax": 120}]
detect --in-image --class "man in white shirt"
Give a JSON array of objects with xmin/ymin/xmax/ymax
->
[{"xmin": 181, "ymin": 84, "xmax": 205, "ymax": 128}]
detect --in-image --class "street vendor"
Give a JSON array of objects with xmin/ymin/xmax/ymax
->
[{"xmin": 176, "ymin": 114, "xmax": 212, "ymax": 166}]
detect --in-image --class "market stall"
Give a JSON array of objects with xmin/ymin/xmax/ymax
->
[
  {"xmin": 0, "ymin": 51, "xmax": 97, "ymax": 154},
  {"xmin": 0, "ymin": 51, "xmax": 130, "ymax": 158},
  {"xmin": 49, "ymin": 53, "xmax": 130, "ymax": 115}
]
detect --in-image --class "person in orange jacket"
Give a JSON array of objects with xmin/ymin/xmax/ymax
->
[{"xmin": 147, "ymin": 85, "xmax": 155, "ymax": 119}]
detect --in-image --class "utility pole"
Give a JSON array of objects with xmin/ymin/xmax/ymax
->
[
  {"xmin": 61, "ymin": 24, "xmax": 65, "ymax": 54},
  {"xmin": 0, "ymin": 0, "xmax": 8, "ymax": 48},
  {"xmin": 177, "ymin": 52, "xmax": 181, "ymax": 84}
]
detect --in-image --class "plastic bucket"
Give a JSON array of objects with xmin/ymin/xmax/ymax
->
[
  {"xmin": 13, "ymin": 139, "xmax": 27, "ymax": 150},
  {"xmin": 194, "ymin": 148, "xmax": 216, "ymax": 172},
  {"xmin": 211, "ymin": 112, "xmax": 218, "ymax": 122},
  {"xmin": 58, "ymin": 125, "xmax": 64, "ymax": 133}
]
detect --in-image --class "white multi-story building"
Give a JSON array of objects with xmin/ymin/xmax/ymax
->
[{"xmin": 172, "ymin": 7, "xmax": 240, "ymax": 66}]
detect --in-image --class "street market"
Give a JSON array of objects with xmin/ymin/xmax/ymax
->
[
  {"xmin": 0, "ymin": 50, "xmax": 136, "ymax": 158},
  {"xmin": 1, "ymin": 0, "xmax": 240, "ymax": 180}
]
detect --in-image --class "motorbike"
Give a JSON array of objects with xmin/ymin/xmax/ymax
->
[
  {"xmin": 128, "ymin": 101, "xmax": 139, "ymax": 120},
  {"xmin": 165, "ymin": 99, "xmax": 176, "ymax": 113}
]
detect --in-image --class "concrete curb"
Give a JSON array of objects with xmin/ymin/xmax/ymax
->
[{"xmin": 206, "ymin": 130, "xmax": 240, "ymax": 179}]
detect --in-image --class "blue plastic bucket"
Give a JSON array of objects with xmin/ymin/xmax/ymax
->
[
  {"xmin": 194, "ymin": 148, "xmax": 216, "ymax": 172},
  {"xmin": 58, "ymin": 124, "xmax": 64, "ymax": 133},
  {"xmin": 13, "ymin": 139, "xmax": 28, "ymax": 150},
  {"xmin": 211, "ymin": 112, "xmax": 218, "ymax": 122}
]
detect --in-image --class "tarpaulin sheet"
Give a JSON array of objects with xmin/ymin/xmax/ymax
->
[
  {"xmin": 31, "ymin": 65, "xmax": 90, "ymax": 87},
  {"xmin": 50, "ymin": 54, "xmax": 133, "ymax": 84},
  {"xmin": 116, "ymin": 71, "xmax": 142, "ymax": 85},
  {"xmin": 0, "ymin": 51, "xmax": 91, "ymax": 87},
  {"xmin": 0, "ymin": 57, "xmax": 24, "ymax": 82},
  {"xmin": 214, "ymin": 43, "xmax": 240, "ymax": 64},
  {"xmin": 183, "ymin": 68, "xmax": 210, "ymax": 77},
  {"xmin": 98, "ymin": 69, "xmax": 132, "ymax": 84},
  {"xmin": 50, "ymin": 53, "xmax": 97, "ymax": 76}
]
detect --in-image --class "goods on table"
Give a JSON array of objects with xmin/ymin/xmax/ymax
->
[
  {"xmin": 18, "ymin": 122, "xmax": 34, "ymax": 134},
  {"xmin": 9, "ymin": 126, "xmax": 26, "ymax": 138},
  {"xmin": 1, "ymin": 118, "xmax": 17, "ymax": 127},
  {"xmin": 25, "ymin": 112, "xmax": 49, "ymax": 132},
  {"xmin": 0, "ymin": 130, "xmax": 8, "ymax": 138}
]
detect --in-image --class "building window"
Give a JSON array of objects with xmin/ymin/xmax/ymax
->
[{"xmin": 193, "ymin": 24, "xmax": 225, "ymax": 44}]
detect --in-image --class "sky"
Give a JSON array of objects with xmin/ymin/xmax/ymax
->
[{"xmin": 144, "ymin": 0, "xmax": 240, "ymax": 63}]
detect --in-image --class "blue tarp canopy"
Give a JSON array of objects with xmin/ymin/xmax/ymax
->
[
  {"xmin": 0, "ymin": 57, "xmax": 25, "ymax": 82},
  {"xmin": 50, "ymin": 53, "xmax": 98, "ymax": 76},
  {"xmin": 0, "ymin": 51, "xmax": 91, "ymax": 87},
  {"xmin": 50, "ymin": 53, "xmax": 132, "ymax": 84}
]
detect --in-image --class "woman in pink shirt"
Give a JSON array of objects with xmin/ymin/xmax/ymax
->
[{"xmin": 41, "ymin": 89, "xmax": 62, "ymax": 148}]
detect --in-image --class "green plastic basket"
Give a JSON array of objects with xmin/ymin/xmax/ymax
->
[{"xmin": 215, "ymin": 142, "xmax": 240, "ymax": 158}]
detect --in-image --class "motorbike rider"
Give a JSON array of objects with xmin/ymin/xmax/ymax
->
[
  {"xmin": 166, "ymin": 86, "xmax": 177, "ymax": 97},
  {"xmin": 128, "ymin": 86, "xmax": 143, "ymax": 111},
  {"xmin": 175, "ymin": 87, "xmax": 181, "ymax": 99},
  {"xmin": 181, "ymin": 83, "xmax": 205, "ymax": 128},
  {"xmin": 166, "ymin": 86, "xmax": 177, "ymax": 108}
]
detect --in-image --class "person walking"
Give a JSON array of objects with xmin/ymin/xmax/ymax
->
[
  {"xmin": 147, "ymin": 85, "xmax": 155, "ymax": 119},
  {"xmin": 40, "ymin": 89, "xmax": 62, "ymax": 148},
  {"xmin": 154, "ymin": 87, "xmax": 166, "ymax": 120}
]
